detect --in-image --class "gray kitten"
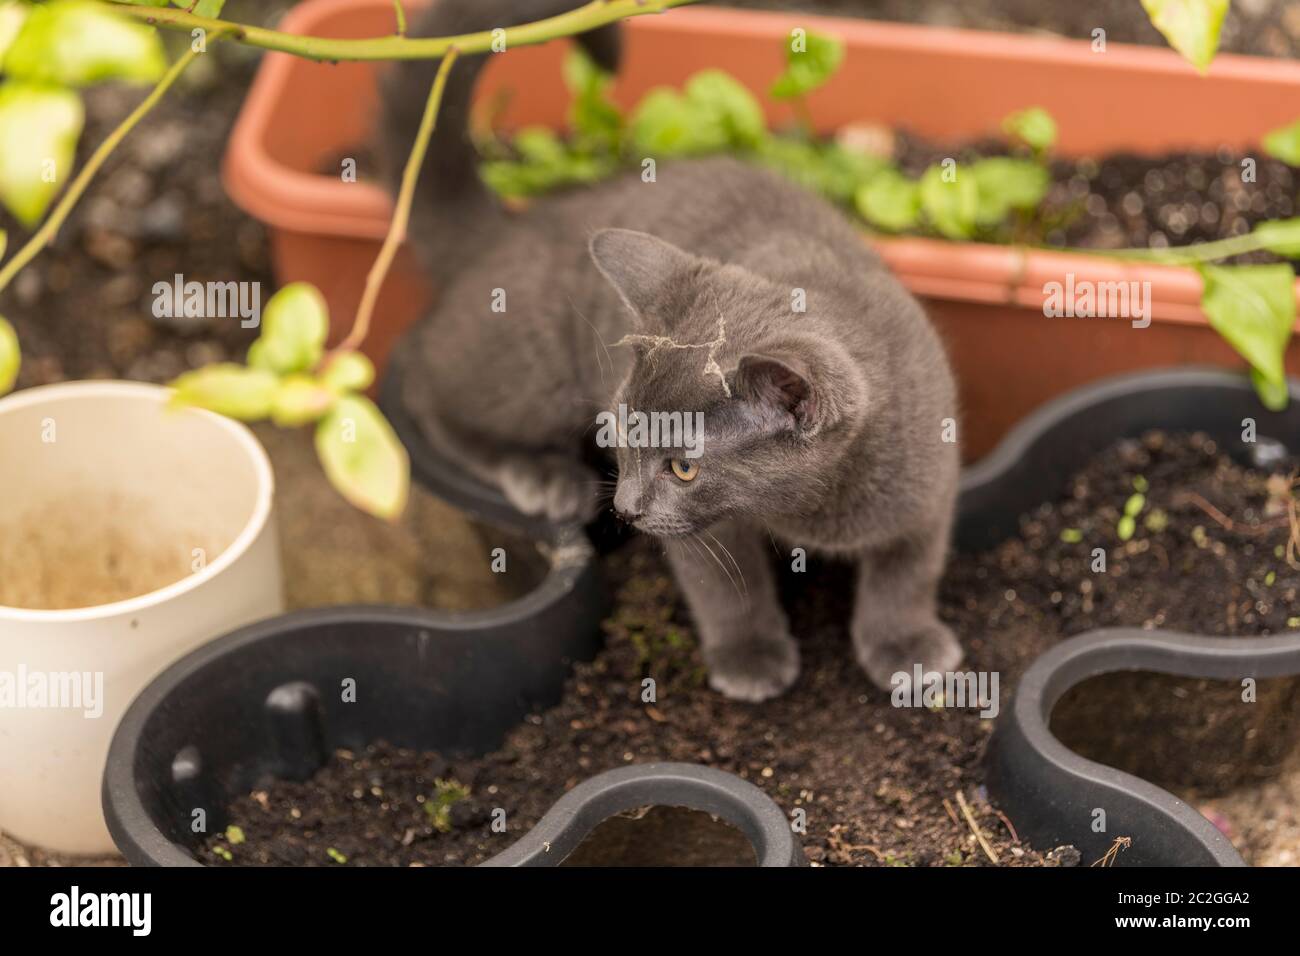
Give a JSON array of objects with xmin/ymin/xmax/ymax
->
[{"xmin": 382, "ymin": 0, "xmax": 962, "ymax": 701}]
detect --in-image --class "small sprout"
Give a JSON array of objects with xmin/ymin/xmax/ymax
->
[
  {"xmin": 225, "ymin": 825, "xmax": 245, "ymax": 845},
  {"xmin": 326, "ymin": 847, "xmax": 348, "ymax": 864},
  {"xmin": 1144, "ymin": 509, "xmax": 1169, "ymax": 533},
  {"xmin": 1132, "ymin": 475, "xmax": 1149, "ymax": 494},
  {"xmin": 945, "ymin": 850, "xmax": 964, "ymax": 866},
  {"xmin": 213, "ymin": 846, "xmax": 233, "ymax": 861},
  {"xmin": 1276, "ymin": 545, "xmax": 1286, "ymax": 559},
  {"xmin": 424, "ymin": 777, "xmax": 471, "ymax": 833},
  {"xmin": 1192, "ymin": 525, "xmax": 1208, "ymax": 547},
  {"xmin": 1265, "ymin": 571, "xmax": 1277, "ymax": 586},
  {"xmin": 1060, "ymin": 528, "xmax": 1083, "ymax": 543},
  {"xmin": 1123, "ymin": 493, "xmax": 1146, "ymax": 517},
  {"xmin": 1117, "ymin": 516, "xmax": 1136, "ymax": 541},
  {"xmin": 1288, "ymin": 617, "xmax": 1300, "ymax": 628}
]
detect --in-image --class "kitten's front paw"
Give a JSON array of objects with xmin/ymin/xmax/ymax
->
[
  {"xmin": 498, "ymin": 456, "xmax": 597, "ymax": 524},
  {"xmin": 705, "ymin": 635, "xmax": 800, "ymax": 703},
  {"xmin": 854, "ymin": 620, "xmax": 963, "ymax": 692}
]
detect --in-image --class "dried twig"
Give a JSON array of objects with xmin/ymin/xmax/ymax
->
[
  {"xmin": 1091, "ymin": 835, "xmax": 1132, "ymax": 867},
  {"xmin": 942, "ymin": 798, "xmax": 960, "ymax": 827},
  {"xmin": 955, "ymin": 790, "xmax": 1000, "ymax": 865},
  {"xmin": 995, "ymin": 808, "xmax": 1021, "ymax": 844}
]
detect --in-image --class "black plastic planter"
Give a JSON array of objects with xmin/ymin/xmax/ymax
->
[
  {"xmin": 483, "ymin": 763, "xmax": 804, "ymax": 866},
  {"xmin": 966, "ymin": 367, "xmax": 1300, "ymax": 867},
  {"xmin": 102, "ymin": 606, "xmax": 803, "ymax": 866},
  {"xmin": 986, "ymin": 629, "xmax": 1300, "ymax": 867},
  {"xmin": 103, "ymin": 591, "xmax": 605, "ymax": 865}
]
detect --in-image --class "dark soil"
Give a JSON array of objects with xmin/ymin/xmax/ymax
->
[
  {"xmin": 730, "ymin": 0, "xmax": 1300, "ymax": 60},
  {"xmin": 203, "ymin": 430, "xmax": 1300, "ymax": 868},
  {"xmin": 894, "ymin": 134, "xmax": 1299, "ymax": 264},
  {"xmin": 0, "ymin": 35, "xmax": 273, "ymax": 392}
]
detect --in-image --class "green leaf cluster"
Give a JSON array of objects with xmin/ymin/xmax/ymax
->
[
  {"xmin": 169, "ymin": 283, "xmax": 410, "ymax": 520},
  {"xmin": 0, "ymin": 0, "xmax": 168, "ymax": 226}
]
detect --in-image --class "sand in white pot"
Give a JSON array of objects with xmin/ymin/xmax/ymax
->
[{"xmin": 0, "ymin": 381, "xmax": 282, "ymax": 854}]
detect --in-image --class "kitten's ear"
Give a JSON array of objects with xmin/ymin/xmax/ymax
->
[
  {"xmin": 734, "ymin": 354, "xmax": 821, "ymax": 433},
  {"xmin": 589, "ymin": 228, "xmax": 698, "ymax": 321}
]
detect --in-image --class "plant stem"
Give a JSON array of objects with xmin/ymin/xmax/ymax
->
[
  {"xmin": 0, "ymin": 44, "xmax": 209, "ymax": 296},
  {"xmin": 1063, "ymin": 232, "xmax": 1274, "ymax": 268},
  {"xmin": 108, "ymin": 0, "xmax": 697, "ymax": 62},
  {"xmin": 334, "ymin": 48, "xmax": 460, "ymax": 356},
  {"xmin": 391, "ymin": 0, "xmax": 407, "ymax": 36}
]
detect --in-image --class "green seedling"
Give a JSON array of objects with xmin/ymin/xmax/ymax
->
[{"xmin": 424, "ymin": 777, "xmax": 470, "ymax": 833}]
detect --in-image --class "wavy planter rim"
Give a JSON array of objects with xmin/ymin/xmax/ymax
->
[
  {"xmin": 964, "ymin": 365, "xmax": 1300, "ymax": 866},
  {"xmin": 481, "ymin": 762, "xmax": 804, "ymax": 867},
  {"xmin": 102, "ymin": 617, "xmax": 802, "ymax": 867},
  {"xmin": 224, "ymin": 0, "xmax": 1300, "ymax": 328},
  {"xmin": 993, "ymin": 629, "xmax": 1300, "ymax": 868},
  {"xmin": 0, "ymin": 382, "xmax": 275, "ymax": 624}
]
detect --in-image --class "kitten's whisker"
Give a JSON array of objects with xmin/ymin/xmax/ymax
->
[
  {"xmin": 705, "ymin": 530, "xmax": 748, "ymax": 598},
  {"xmin": 694, "ymin": 532, "xmax": 745, "ymax": 605}
]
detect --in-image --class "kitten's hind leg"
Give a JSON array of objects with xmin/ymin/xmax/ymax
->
[
  {"xmin": 498, "ymin": 453, "xmax": 601, "ymax": 525},
  {"xmin": 851, "ymin": 527, "xmax": 962, "ymax": 692},
  {"xmin": 665, "ymin": 520, "xmax": 799, "ymax": 702}
]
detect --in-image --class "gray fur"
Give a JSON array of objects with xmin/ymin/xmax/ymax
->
[{"xmin": 382, "ymin": 0, "xmax": 963, "ymax": 700}]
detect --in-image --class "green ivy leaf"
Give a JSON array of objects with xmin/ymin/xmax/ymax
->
[
  {"xmin": 855, "ymin": 169, "xmax": 920, "ymax": 232},
  {"xmin": 319, "ymin": 351, "xmax": 375, "ymax": 394},
  {"xmin": 271, "ymin": 374, "xmax": 336, "ymax": 427},
  {"xmin": 753, "ymin": 138, "xmax": 886, "ymax": 204},
  {"xmin": 970, "ymin": 157, "xmax": 1051, "ymax": 225},
  {"xmin": 0, "ymin": 313, "xmax": 19, "ymax": 396},
  {"xmin": 919, "ymin": 163, "xmax": 978, "ymax": 240},
  {"xmin": 169, "ymin": 363, "xmax": 280, "ymax": 421},
  {"xmin": 685, "ymin": 70, "xmax": 766, "ymax": 149},
  {"xmin": 563, "ymin": 49, "xmax": 622, "ymax": 154},
  {"xmin": 1253, "ymin": 218, "xmax": 1300, "ymax": 258},
  {"xmin": 0, "ymin": 83, "xmax": 84, "ymax": 227},
  {"xmin": 0, "ymin": 1, "xmax": 29, "ymax": 62},
  {"xmin": 629, "ymin": 87, "xmax": 727, "ymax": 157},
  {"xmin": 1001, "ymin": 107, "xmax": 1058, "ymax": 153},
  {"xmin": 251, "ymin": 282, "xmax": 330, "ymax": 375},
  {"xmin": 5, "ymin": 0, "xmax": 166, "ymax": 87},
  {"xmin": 1200, "ymin": 264, "xmax": 1296, "ymax": 401},
  {"xmin": 315, "ymin": 395, "xmax": 410, "ymax": 521},
  {"xmin": 1251, "ymin": 367, "xmax": 1291, "ymax": 411},
  {"xmin": 769, "ymin": 30, "xmax": 844, "ymax": 100},
  {"xmin": 1140, "ymin": 0, "xmax": 1228, "ymax": 73},
  {"xmin": 1262, "ymin": 119, "xmax": 1300, "ymax": 167}
]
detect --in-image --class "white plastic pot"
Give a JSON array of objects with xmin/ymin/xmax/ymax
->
[{"xmin": 0, "ymin": 381, "xmax": 283, "ymax": 854}]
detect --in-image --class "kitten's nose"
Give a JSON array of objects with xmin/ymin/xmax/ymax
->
[{"xmin": 612, "ymin": 483, "xmax": 642, "ymax": 521}]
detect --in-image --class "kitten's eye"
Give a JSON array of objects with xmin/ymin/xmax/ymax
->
[{"xmin": 670, "ymin": 458, "xmax": 700, "ymax": 482}]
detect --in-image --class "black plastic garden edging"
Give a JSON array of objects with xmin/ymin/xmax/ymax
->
[
  {"xmin": 986, "ymin": 628, "xmax": 1300, "ymax": 867},
  {"xmin": 102, "ymin": 607, "xmax": 805, "ymax": 866},
  {"xmin": 481, "ymin": 762, "xmax": 805, "ymax": 866},
  {"xmin": 964, "ymin": 366, "xmax": 1300, "ymax": 867},
  {"xmin": 102, "ymin": 590, "xmax": 607, "ymax": 865}
]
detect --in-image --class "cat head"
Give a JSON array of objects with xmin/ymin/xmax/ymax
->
[{"xmin": 590, "ymin": 228, "xmax": 867, "ymax": 538}]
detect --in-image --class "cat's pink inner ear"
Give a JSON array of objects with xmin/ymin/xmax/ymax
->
[{"xmin": 737, "ymin": 354, "xmax": 817, "ymax": 426}]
